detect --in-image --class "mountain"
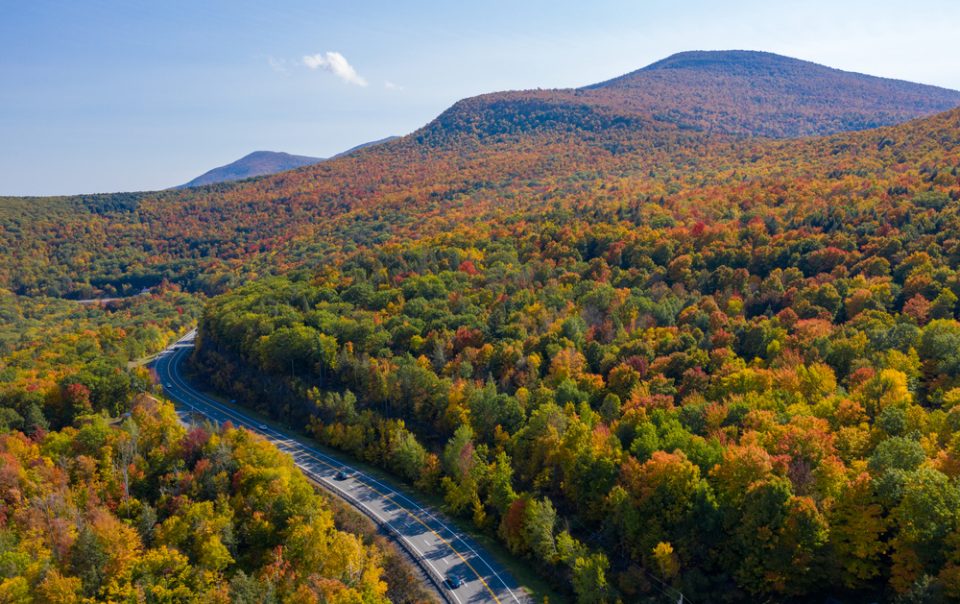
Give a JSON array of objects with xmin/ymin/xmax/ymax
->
[
  {"xmin": 8, "ymin": 49, "xmax": 960, "ymax": 603},
  {"xmin": 6, "ymin": 50, "xmax": 960, "ymax": 300},
  {"xmin": 591, "ymin": 49, "xmax": 960, "ymax": 136},
  {"xmin": 177, "ymin": 138, "xmax": 401, "ymax": 188},
  {"xmin": 331, "ymin": 136, "xmax": 401, "ymax": 159},
  {"xmin": 177, "ymin": 150, "xmax": 324, "ymax": 188},
  {"xmin": 421, "ymin": 50, "xmax": 960, "ymax": 142},
  {"xmin": 194, "ymin": 103, "xmax": 960, "ymax": 603}
]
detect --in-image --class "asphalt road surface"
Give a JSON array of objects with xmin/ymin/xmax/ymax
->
[{"xmin": 152, "ymin": 330, "xmax": 530, "ymax": 604}]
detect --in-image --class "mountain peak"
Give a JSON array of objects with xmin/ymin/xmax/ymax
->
[
  {"xmin": 240, "ymin": 150, "xmax": 304, "ymax": 160},
  {"xmin": 587, "ymin": 49, "xmax": 957, "ymax": 93},
  {"xmin": 560, "ymin": 49, "xmax": 960, "ymax": 137},
  {"xmin": 175, "ymin": 138, "xmax": 401, "ymax": 189},
  {"xmin": 639, "ymin": 49, "xmax": 816, "ymax": 73},
  {"xmin": 177, "ymin": 151, "xmax": 324, "ymax": 189}
]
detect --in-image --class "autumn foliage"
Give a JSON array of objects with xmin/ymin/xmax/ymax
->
[
  {"xmin": 0, "ymin": 395, "xmax": 390, "ymax": 602},
  {"xmin": 188, "ymin": 104, "xmax": 960, "ymax": 601},
  {"xmin": 4, "ymin": 50, "xmax": 960, "ymax": 603}
]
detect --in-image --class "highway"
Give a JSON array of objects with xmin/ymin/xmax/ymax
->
[{"xmin": 152, "ymin": 330, "xmax": 529, "ymax": 604}]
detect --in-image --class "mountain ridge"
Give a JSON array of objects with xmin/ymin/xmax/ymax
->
[
  {"xmin": 176, "ymin": 136, "xmax": 402, "ymax": 189},
  {"xmin": 418, "ymin": 49, "xmax": 960, "ymax": 142},
  {"xmin": 11, "ymin": 47, "xmax": 960, "ymax": 604},
  {"xmin": 331, "ymin": 136, "xmax": 401, "ymax": 159},
  {"xmin": 177, "ymin": 150, "xmax": 324, "ymax": 188},
  {"xmin": 6, "ymin": 50, "xmax": 960, "ymax": 299}
]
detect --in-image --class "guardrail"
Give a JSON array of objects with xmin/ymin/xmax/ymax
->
[
  {"xmin": 175, "ymin": 391, "xmax": 454, "ymax": 604},
  {"xmin": 303, "ymin": 470, "xmax": 454, "ymax": 604}
]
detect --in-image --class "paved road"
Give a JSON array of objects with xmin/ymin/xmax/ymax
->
[{"xmin": 152, "ymin": 330, "xmax": 529, "ymax": 604}]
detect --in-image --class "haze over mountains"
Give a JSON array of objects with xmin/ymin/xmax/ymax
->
[
  {"xmin": 8, "ymin": 47, "xmax": 960, "ymax": 604},
  {"xmin": 591, "ymin": 49, "xmax": 960, "ymax": 135},
  {"xmin": 177, "ymin": 151, "xmax": 324, "ymax": 188},
  {"xmin": 177, "ymin": 137, "xmax": 401, "ymax": 189},
  {"xmin": 184, "ymin": 53, "xmax": 960, "ymax": 604},
  {"xmin": 423, "ymin": 50, "xmax": 960, "ymax": 143},
  {"xmin": 3, "ymin": 49, "xmax": 960, "ymax": 300}
]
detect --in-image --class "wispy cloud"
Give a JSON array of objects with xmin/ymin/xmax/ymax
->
[
  {"xmin": 384, "ymin": 80, "xmax": 402, "ymax": 90},
  {"xmin": 268, "ymin": 56, "xmax": 290, "ymax": 75},
  {"xmin": 302, "ymin": 51, "xmax": 367, "ymax": 86}
]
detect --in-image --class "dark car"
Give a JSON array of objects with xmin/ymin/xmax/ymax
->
[
  {"xmin": 445, "ymin": 575, "xmax": 463, "ymax": 589},
  {"xmin": 335, "ymin": 470, "xmax": 348, "ymax": 480}
]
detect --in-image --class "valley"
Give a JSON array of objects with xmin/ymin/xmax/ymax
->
[
  {"xmin": 154, "ymin": 331, "xmax": 530, "ymax": 604},
  {"xmin": 4, "ymin": 48, "xmax": 960, "ymax": 603}
]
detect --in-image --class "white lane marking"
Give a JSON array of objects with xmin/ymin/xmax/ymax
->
[
  {"xmin": 163, "ymin": 350, "xmax": 466, "ymax": 604},
  {"xmin": 163, "ymin": 346, "xmax": 509, "ymax": 604}
]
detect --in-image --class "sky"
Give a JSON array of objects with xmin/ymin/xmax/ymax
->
[{"xmin": 2, "ymin": 0, "xmax": 960, "ymax": 196}]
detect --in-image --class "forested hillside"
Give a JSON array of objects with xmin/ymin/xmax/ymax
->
[
  {"xmin": 0, "ymin": 286, "xmax": 201, "ymax": 434},
  {"xmin": 0, "ymin": 395, "xmax": 393, "ymax": 602},
  {"xmin": 587, "ymin": 50, "xmax": 960, "ymax": 137},
  {"xmin": 2, "ymin": 51, "xmax": 957, "ymax": 301},
  {"xmin": 192, "ymin": 104, "xmax": 960, "ymax": 602},
  {"xmin": 5, "ymin": 50, "xmax": 960, "ymax": 603}
]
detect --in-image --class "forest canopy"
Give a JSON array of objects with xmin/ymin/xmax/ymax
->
[
  {"xmin": 4, "ymin": 51, "xmax": 960, "ymax": 604},
  {"xmin": 190, "ymin": 105, "xmax": 960, "ymax": 602},
  {"xmin": 0, "ymin": 395, "xmax": 392, "ymax": 603}
]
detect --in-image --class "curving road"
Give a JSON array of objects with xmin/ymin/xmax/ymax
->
[{"xmin": 152, "ymin": 330, "xmax": 529, "ymax": 604}]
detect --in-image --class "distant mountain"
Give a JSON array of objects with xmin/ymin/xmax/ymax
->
[
  {"xmin": 177, "ymin": 151, "xmax": 323, "ymax": 188},
  {"xmin": 421, "ymin": 50, "xmax": 960, "ymax": 142},
  {"xmin": 589, "ymin": 50, "xmax": 960, "ymax": 136},
  {"xmin": 12, "ymin": 48, "xmax": 960, "ymax": 604},
  {"xmin": 331, "ymin": 136, "xmax": 400, "ymax": 159},
  {"xmin": 177, "ymin": 137, "xmax": 400, "ymax": 188},
  {"xmin": 7, "ymin": 50, "xmax": 960, "ymax": 300}
]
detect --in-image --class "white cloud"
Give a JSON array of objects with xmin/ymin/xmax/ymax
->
[
  {"xmin": 384, "ymin": 80, "xmax": 402, "ymax": 90},
  {"xmin": 302, "ymin": 51, "xmax": 367, "ymax": 86}
]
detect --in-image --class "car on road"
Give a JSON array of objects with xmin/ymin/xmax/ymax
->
[
  {"xmin": 335, "ymin": 470, "xmax": 355, "ymax": 480},
  {"xmin": 445, "ymin": 575, "xmax": 464, "ymax": 589},
  {"xmin": 165, "ymin": 383, "xmax": 172, "ymax": 388},
  {"xmin": 257, "ymin": 424, "xmax": 268, "ymax": 430}
]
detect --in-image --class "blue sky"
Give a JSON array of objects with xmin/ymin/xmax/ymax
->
[{"xmin": 3, "ymin": 0, "xmax": 960, "ymax": 196}]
